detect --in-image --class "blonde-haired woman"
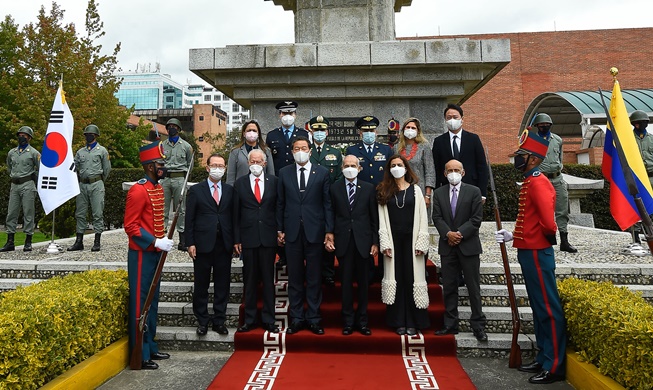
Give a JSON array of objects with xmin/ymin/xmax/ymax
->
[{"xmin": 394, "ymin": 118, "xmax": 435, "ymax": 208}]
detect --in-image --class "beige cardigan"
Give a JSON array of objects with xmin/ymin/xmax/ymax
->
[{"xmin": 378, "ymin": 184, "xmax": 431, "ymax": 309}]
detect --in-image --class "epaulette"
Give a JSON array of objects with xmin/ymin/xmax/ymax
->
[
  {"xmin": 137, "ymin": 178, "xmax": 147, "ymax": 185},
  {"xmin": 533, "ymin": 171, "xmax": 541, "ymax": 177}
]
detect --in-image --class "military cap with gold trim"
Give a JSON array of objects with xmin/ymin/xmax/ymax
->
[
  {"xmin": 309, "ymin": 115, "xmax": 329, "ymax": 130},
  {"xmin": 514, "ymin": 129, "xmax": 549, "ymax": 160},
  {"xmin": 139, "ymin": 140, "xmax": 166, "ymax": 164},
  {"xmin": 356, "ymin": 116, "xmax": 380, "ymax": 130}
]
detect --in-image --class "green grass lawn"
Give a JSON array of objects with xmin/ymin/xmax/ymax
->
[{"xmin": 0, "ymin": 232, "xmax": 54, "ymax": 246}]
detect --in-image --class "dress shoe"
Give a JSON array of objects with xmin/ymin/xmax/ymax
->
[
  {"xmin": 406, "ymin": 327, "xmax": 417, "ymax": 336},
  {"xmin": 213, "ymin": 324, "xmax": 229, "ymax": 335},
  {"xmin": 396, "ymin": 327, "xmax": 407, "ymax": 335},
  {"xmin": 473, "ymin": 329, "xmax": 488, "ymax": 342},
  {"xmin": 286, "ymin": 322, "xmax": 303, "ymax": 334},
  {"xmin": 342, "ymin": 326, "xmax": 353, "ymax": 335},
  {"xmin": 141, "ymin": 360, "xmax": 159, "ymax": 370},
  {"xmin": 358, "ymin": 326, "xmax": 372, "ymax": 336},
  {"xmin": 263, "ymin": 323, "xmax": 280, "ymax": 333},
  {"xmin": 518, "ymin": 361, "xmax": 543, "ymax": 373},
  {"xmin": 435, "ymin": 326, "xmax": 459, "ymax": 336},
  {"xmin": 196, "ymin": 325, "xmax": 208, "ymax": 336},
  {"xmin": 237, "ymin": 323, "xmax": 257, "ymax": 333},
  {"xmin": 323, "ymin": 277, "xmax": 335, "ymax": 287},
  {"xmin": 528, "ymin": 370, "xmax": 565, "ymax": 384},
  {"xmin": 151, "ymin": 352, "xmax": 170, "ymax": 360},
  {"xmin": 276, "ymin": 258, "xmax": 287, "ymax": 270},
  {"xmin": 309, "ymin": 323, "xmax": 325, "ymax": 335}
]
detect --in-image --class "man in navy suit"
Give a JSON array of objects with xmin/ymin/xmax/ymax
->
[
  {"xmin": 329, "ymin": 155, "xmax": 379, "ymax": 336},
  {"xmin": 265, "ymin": 101, "xmax": 310, "ymax": 176},
  {"xmin": 185, "ymin": 154, "xmax": 234, "ymax": 337},
  {"xmin": 346, "ymin": 116, "xmax": 392, "ymax": 187},
  {"xmin": 432, "ymin": 159, "xmax": 487, "ymax": 341},
  {"xmin": 233, "ymin": 149, "xmax": 279, "ymax": 333},
  {"xmin": 277, "ymin": 136, "xmax": 334, "ymax": 335}
]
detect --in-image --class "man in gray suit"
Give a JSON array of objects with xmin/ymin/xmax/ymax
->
[{"xmin": 432, "ymin": 159, "xmax": 487, "ymax": 341}]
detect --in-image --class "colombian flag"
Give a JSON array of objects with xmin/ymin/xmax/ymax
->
[{"xmin": 601, "ymin": 79, "xmax": 653, "ymax": 230}]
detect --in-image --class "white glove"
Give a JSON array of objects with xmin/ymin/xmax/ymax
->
[
  {"xmin": 154, "ymin": 237, "xmax": 174, "ymax": 252},
  {"xmin": 495, "ymin": 229, "xmax": 513, "ymax": 243}
]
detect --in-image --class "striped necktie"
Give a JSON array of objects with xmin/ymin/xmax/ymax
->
[{"xmin": 348, "ymin": 182, "xmax": 355, "ymax": 210}]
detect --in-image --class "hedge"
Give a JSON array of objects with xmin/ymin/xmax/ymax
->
[
  {"xmin": 0, "ymin": 270, "xmax": 128, "ymax": 390},
  {"xmin": 559, "ymin": 278, "xmax": 653, "ymax": 390},
  {"xmin": 0, "ymin": 164, "xmax": 619, "ymax": 237}
]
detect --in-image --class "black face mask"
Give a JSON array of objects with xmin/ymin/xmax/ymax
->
[
  {"xmin": 18, "ymin": 136, "xmax": 28, "ymax": 146},
  {"xmin": 167, "ymin": 127, "xmax": 179, "ymax": 137},
  {"xmin": 388, "ymin": 131, "xmax": 398, "ymax": 144},
  {"xmin": 513, "ymin": 154, "xmax": 529, "ymax": 171},
  {"xmin": 85, "ymin": 134, "xmax": 96, "ymax": 144},
  {"xmin": 537, "ymin": 125, "xmax": 551, "ymax": 136},
  {"xmin": 155, "ymin": 165, "xmax": 168, "ymax": 181},
  {"xmin": 638, "ymin": 122, "xmax": 649, "ymax": 131}
]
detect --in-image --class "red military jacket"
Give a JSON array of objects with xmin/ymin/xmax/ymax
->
[
  {"xmin": 124, "ymin": 177, "xmax": 166, "ymax": 251},
  {"xmin": 513, "ymin": 168, "xmax": 557, "ymax": 250}
]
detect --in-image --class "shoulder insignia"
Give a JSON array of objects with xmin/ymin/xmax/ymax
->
[
  {"xmin": 533, "ymin": 171, "xmax": 541, "ymax": 177},
  {"xmin": 137, "ymin": 178, "xmax": 147, "ymax": 184}
]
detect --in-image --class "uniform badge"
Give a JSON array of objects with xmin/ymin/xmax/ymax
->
[
  {"xmin": 325, "ymin": 154, "xmax": 337, "ymax": 161},
  {"xmin": 374, "ymin": 153, "xmax": 386, "ymax": 161},
  {"xmin": 137, "ymin": 178, "xmax": 147, "ymax": 185},
  {"xmin": 272, "ymin": 149, "xmax": 277, "ymax": 154},
  {"xmin": 533, "ymin": 171, "xmax": 541, "ymax": 177}
]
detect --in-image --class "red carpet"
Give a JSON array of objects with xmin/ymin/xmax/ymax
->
[{"xmin": 208, "ymin": 262, "xmax": 476, "ymax": 389}]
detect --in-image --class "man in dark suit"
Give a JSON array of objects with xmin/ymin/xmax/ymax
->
[
  {"xmin": 432, "ymin": 159, "xmax": 487, "ymax": 341},
  {"xmin": 185, "ymin": 153, "xmax": 234, "ymax": 336},
  {"xmin": 329, "ymin": 155, "xmax": 378, "ymax": 336},
  {"xmin": 346, "ymin": 116, "xmax": 392, "ymax": 187},
  {"xmin": 233, "ymin": 149, "xmax": 280, "ymax": 334},
  {"xmin": 432, "ymin": 103, "xmax": 488, "ymax": 199},
  {"xmin": 277, "ymin": 136, "xmax": 334, "ymax": 335},
  {"xmin": 265, "ymin": 101, "xmax": 310, "ymax": 176}
]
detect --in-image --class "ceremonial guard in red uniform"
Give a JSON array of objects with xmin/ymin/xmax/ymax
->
[
  {"xmin": 495, "ymin": 130, "xmax": 567, "ymax": 384},
  {"xmin": 125, "ymin": 141, "xmax": 175, "ymax": 370}
]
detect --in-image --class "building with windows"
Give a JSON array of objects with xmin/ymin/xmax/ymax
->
[{"xmin": 198, "ymin": 86, "xmax": 250, "ymax": 133}]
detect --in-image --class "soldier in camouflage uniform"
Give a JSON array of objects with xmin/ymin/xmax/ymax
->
[
  {"xmin": 0, "ymin": 126, "xmax": 41, "ymax": 252},
  {"xmin": 161, "ymin": 118, "xmax": 193, "ymax": 250},
  {"xmin": 68, "ymin": 124, "xmax": 112, "ymax": 252},
  {"xmin": 532, "ymin": 113, "xmax": 577, "ymax": 253}
]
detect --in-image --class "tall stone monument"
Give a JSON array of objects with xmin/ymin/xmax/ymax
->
[{"xmin": 189, "ymin": 0, "xmax": 510, "ymax": 139}]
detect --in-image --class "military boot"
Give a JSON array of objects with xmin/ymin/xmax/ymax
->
[
  {"xmin": 67, "ymin": 233, "xmax": 84, "ymax": 251},
  {"xmin": 0, "ymin": 233, "xmax": 15, "ymax": 252},
  {"xmin": 91, "ymin": 233, "xmax": 101, "ymax": 252},
  {"xmin": 559, "ymin": 232, "xmax": 578, "ymax": 253},
  {"xmin": 23, "ymin": 234, "xmax": 33, "ymax": 252},
  {"xmin": 177, "ymin": 232, "xmax": 186, "ymax": 251}
]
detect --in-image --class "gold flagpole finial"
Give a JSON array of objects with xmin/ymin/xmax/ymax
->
[{"xmin": 610, "ymin": 67, "xmax": 619, "ymax": 79}]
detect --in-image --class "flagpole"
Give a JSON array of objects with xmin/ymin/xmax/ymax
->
[{"xmin": 46, "ymin": 207, "xmax": 61, "ymax": 253}]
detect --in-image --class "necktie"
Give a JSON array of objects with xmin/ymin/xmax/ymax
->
[
  {"xmin": 451, "ymin": 187, "xmax": 458, "ymax": 217},
  {"xmin": 285, "ymin": 129, "xmax": 291, "ymax": 141},
  {"xmin": 317, "ymin": 146, "xmax": 321, "ymax": 154},
  {"xmin": 254, "ymin": 178, "xmax": 261, "ymax": 203},
  {"xmin": 213, "ymin": 183, "xmax": 220, "ymax": 205},
  {"xmin": 367, "ymin": 146, "xmax": 372, "ymax": 154},
  {"xmin": 299, "ymin": 168, "xmax": 306, "ymax": 191},
  {"xmin": 452, "ymin": 135, "xmax": 460, "ymax": 159},
  {"xmin": 348, "ymin": 182, "xmax": 355, "ymax": 210}
]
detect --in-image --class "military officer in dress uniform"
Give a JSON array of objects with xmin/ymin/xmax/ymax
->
[
  {"xmin": 0, "ymin": 126, "xmax": 41, "ymax": 252},
  {"xmin": 531, "ymin": 113, "xmax": 577, "ymax": 253},
  {"xmin": 161, "ymin": 118, "xmax": 193, "ymax": 251},
  {"xmin": 495, "ymin": 130, "xmax": 567, "ymax": 385},
  {"xmin": 308, "ymin": 116, "xmax": 343, "ymax": 286},
  {"xmin": 125, "ymin": 140, "xmax": 174, "ymax": 370},
  {"xmin": 265, "ymin": 101, "xmax": 309, "ymax": 177},
  {"xmin": 68, "ymin": 124, "xmax": 111, "ymax": 252},
  {"xmin": 346, "ymin": 116, "xmax": 392, "ymax": 188}
]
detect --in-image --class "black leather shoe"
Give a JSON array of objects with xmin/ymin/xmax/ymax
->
[
  {"xmin": 286, "ymin": 322, "xmax": 303, "ymax": 334},
  {"xmin": 358, "ymin": 326, "xmax": 372, "ymax": 336},
  {"xmin": 213, "ymin": 324, "xmax": 229, "ymax": 335},
  {"xmin": 151, "ymin": 352, "xmax": 170, "ymax": 360},
  {"xmin": 406, "ymin": 327, "xmax": 417, "ymax": 336},
  {"xmin": 141, "ymin": 360, "xmax": 159, "ymax": 370},
  {"xmin": 276, "ymin": 258, "xmax": 287, "ymax": 270},
  {"xmin": 323, "ymin": 277, "xmax": 335, "ymax": 287},
  {"xmin": 519, "ymin": 361, "xmax": 543, "ymax": 373},
  {"xmin": 435, "ymin": 326, "xmax": 458, "ymax": 336},
  {"xmin": 309, "ymin": 323, "xmax": 324, "ymax": 335},
  {"xmin": 237, "ymin": 323, "xmax": 257, "ymax": 333},
  {"xmin": 342, "ymin": 326, "xmax": 353, "ymax": 335},
  {"xmin": 396, "ymin": 327, "xmax": 407, "ymax": 335},
  {"xmin": 263, "ymin": 323, "xmax": 280, "ymax": 333},
  {"xmin": 528, "ymin": 370, "xmax": 565, "ymax": 384},
  {"xmin": 196, "ymin": 325, "xmax": 208, "ymax": 336},
  {"xmin": 473, "ymin": 329, "xmax": 488, "ymax": 342}
]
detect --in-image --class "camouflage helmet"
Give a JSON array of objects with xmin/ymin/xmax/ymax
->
[
  {"xmin": 166, "ymin": 118, "xmax": 183, "ymax": 131},
  {"xmin": 630, "ymin": 110, "xmax": 650, "ymax": 123},
  {"xmin": 532, "ymin": 113, "xmax": 553, "ymax": 126},
  {"xmin": 17, "ymin": 126, "xmax": 34, "ymax": 138},
  {"xmin": 84, "ymin": 124, "xmax": 100, "ymax": 136}
]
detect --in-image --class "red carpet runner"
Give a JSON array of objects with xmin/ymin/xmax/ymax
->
[{"xmin": 208, "ymin": 263, "xmax": 476, "ymax": 389}]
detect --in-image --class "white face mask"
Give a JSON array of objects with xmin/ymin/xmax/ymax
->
[
  {"xmin": 245, "ymin": 131, "xmax": 258, "ymax": 143},
  {"xmin": 446, "ymin": 118, "xmax": 462, "ymax": 132},
  {"xmin": 281, "ymin": 114, "xmax": 295, "ymax": 127},
  {"xmin": 447, "ymin": 172, "xmax": 462, "ymax": 185},
  {"xmin": 403, "ymin": 129, "xmax": 418, "ymax": 140},
  {"xmin": 249, "ymin": 164, "xmax": 264, "ymax": 177},
  {"xmin": 390, "ymin": 166, "xmax": 406, "ymax": 179},
  {"xmin": 342, "ymin": 167, "xmax": 359, "ymax": 179},
  {"xmin": 209, "ymin": 167, "xmax": 225, "ymax": 181},
  {"xmin": 293, "ymin": 151, "xmax": 310, "ymax": 164}
]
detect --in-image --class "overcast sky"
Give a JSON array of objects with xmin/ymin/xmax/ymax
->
[{"xmin": 4, "ymin": 0, "xmax": 652, "ymax": 85}]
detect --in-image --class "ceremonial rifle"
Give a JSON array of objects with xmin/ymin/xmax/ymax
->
[
  {"xmin": 598, "ymin": 83, "xmax": 653, "ymax": 254},
  {"xmin": 130, "ymin": 156, "xmax": 194, "ymax": 369},
  {"xmin": 486, "ymin": 149, "xmax": 522, "ymax": 368}
]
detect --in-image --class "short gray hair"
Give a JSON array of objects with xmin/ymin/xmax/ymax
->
[{"xmin": 248, "ymin": 148, "xmax": 267, "ymax": 162}]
